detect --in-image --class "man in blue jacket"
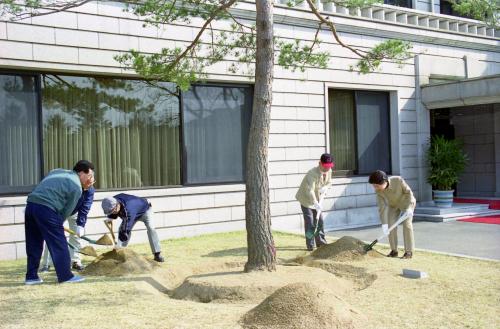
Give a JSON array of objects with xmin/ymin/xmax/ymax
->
[
  {"xmin": 101, "ymin": 194, "xmax": 164, "ymax": 262},
  {"xmin": 40, "ymin": 184, "xmax": 95, "ymax": 272},
  {"xmin": 24, "ymin": 160, "xmax": 95, "ymax": 284}
]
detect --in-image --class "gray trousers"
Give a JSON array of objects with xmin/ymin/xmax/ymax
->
[
  {"xmin": 122, "ymin": 208, "xmax": 161, "ymax": 254},
  {"xmin": 300, "ymin": 205, "xmax": 327, "ymax": 250},
  {"xmin": 41, "ymin": 213, "xmax": 81, "ymax": 267}
]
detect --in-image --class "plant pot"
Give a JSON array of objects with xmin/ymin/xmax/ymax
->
[{"xmin": 433, "ymin": 190, "xmax": 454, "ymax": 208}]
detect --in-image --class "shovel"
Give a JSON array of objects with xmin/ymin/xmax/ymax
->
[
  {"xmin": 104, "ymin": 220, "xmax": 117, "ymax": 245},
  {"xmin": 67, "ymin": 241, "xmax": 98, "ymax": 257},
  {"xmin": 364, "ymin": 212, "xmax": 411, "ymax": 252},
  {"xmin": 64, "ymin": 227, "xmax": 113, "ymax": 246},
  {"xmin": 306, "ymin": 190, "xmax": 327, "ymax": 240}
]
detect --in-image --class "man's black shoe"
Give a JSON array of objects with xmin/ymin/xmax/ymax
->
[{"xmin": 387, "ymin": 250, "xmax": 399, "ymax": 258}]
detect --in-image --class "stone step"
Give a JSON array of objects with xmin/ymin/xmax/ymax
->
[
  {"xmin": 416, "ymin": 203, "xmax": 490, "ymax": 215},
  {"xmin": 414, "ymin": 209, "xmax": 500, "ymax": 222}
]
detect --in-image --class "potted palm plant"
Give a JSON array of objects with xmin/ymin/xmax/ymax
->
[{"xmin": 426, "ymin": 135, "xmax": 468, "ymax": 208}]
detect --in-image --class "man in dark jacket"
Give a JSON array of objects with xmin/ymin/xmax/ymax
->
[{"xmin": 101, "ymin": 194, "xmax": 164, "ymax": 262}]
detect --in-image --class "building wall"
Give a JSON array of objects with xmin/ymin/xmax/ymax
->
[{"xmin": 0, "ymin": 1, "xmax": 499, "ymax": 260}]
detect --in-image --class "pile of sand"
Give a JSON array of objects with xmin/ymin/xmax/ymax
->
[
  {"xmin": 83, "ymin": 249, "xmax": 159, "ymax": 276},
  {"xmin": 311, "ymin": 236, "xmax": 382, "ymax": 261},
  {"xmin": 240, "ymin": 282, "xmax": 366, "ymax": 329}
]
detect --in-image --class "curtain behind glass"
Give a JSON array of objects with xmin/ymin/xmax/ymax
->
[
  {"xmin": 329, "ymin": 90, "xmax": 356, "ymax": 172},
  {"xmin": 182, "ymin": 85, "xmax": 252, "ymax": 184},
  {"xmin": 42, "ymin": 75, "xmax": 181, "ymax": 189},
  {"xmin": 0, "ymin": 74, "xmax": 40, "ymax": 194},
  {"xmin": 355, "ymin": 91, "xmax": 391, "ymax": 174}
]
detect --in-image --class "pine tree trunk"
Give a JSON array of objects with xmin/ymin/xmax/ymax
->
[{"xmin": 244, "ymin": 0, "xmax": 276, "ymax": 272}]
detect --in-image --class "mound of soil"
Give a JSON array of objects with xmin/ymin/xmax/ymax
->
[
  {"xmin": 308, "ymin": 261, "xmax": 378, "ymax": 290},
  {"xmin": 311, "ymin": 236, "xmax": 382, "ymax": 261},
  {"xmin": 171, "ymin": 265, "xmax": 352, "ymax": 303},
  {"xmin": 240, "ymin": 282, "xmax": 366, "ymax": 329},
  {"xmin": 82, "ymin": 249, "xmax": 159, "ymax": 276}
]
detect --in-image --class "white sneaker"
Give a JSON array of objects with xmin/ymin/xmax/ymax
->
[{"xmin": 25, "ymin": 278, "xmax": 44, "ymax": 285}]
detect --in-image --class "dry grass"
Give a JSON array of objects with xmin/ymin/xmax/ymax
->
[{"xmin": 0, "ymin": 231, "xmax": 499, "ymax": 329}]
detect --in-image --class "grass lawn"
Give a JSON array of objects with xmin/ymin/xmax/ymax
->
[{"xmin": 0, "ymin": 231, "xmax": 499, "ymax": 329}]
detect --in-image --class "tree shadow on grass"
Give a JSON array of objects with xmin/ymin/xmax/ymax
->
[{"xmin": 202, "ymin": 247, "xmax": 247, "ymax": 258}]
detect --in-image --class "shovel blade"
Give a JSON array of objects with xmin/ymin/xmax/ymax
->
[
  {"xmin": 80, "ymin": 246, "xmax": 98, "ymax": 257},
  {"xmin": 95, "ymin": 233, "xmax": 113, "ymax": 246}
]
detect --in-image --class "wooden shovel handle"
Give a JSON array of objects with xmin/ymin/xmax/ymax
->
[{"xmin": 104, "ymin": 220, "xmax": 116, "ymax": 245}]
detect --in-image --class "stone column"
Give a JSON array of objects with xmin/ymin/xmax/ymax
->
[{"xmin": 494, "ymin": 104, "xmax": 500, "ymax": 197}]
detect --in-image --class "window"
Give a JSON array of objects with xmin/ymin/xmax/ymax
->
[
  {"xmin": 328, "ymin": 89, "xmax": 391, "ymax": 176},
  {"xmin": 182, "ymin": 85, "xmax": 253, "ymax": 184},
  {"xmin": 0, "ymin": 74, "xmax": 41, "ymax": 194},
  {"xmin": 0, "ymin": 72, "xmax": 252, "ymax": 194}
]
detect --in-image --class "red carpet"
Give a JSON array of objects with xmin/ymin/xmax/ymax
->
[
  {"xmin": 453, "ymin": 198, "xmax": 500, "ymax": 210},
  {"xmin": 458, "ymin": 215, "xmax": 500, "ymax": 225}
]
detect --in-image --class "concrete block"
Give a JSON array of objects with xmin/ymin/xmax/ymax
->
[
  {"xmin": 198, "ymin": 207, "xmax": 232, "ymax": 224},
  {"xmin": 78, "ymin": 14, "xmax": 120, "ymax": 33},
  {"xmin": 285, "ymin": 147, "xmax": 311, "ymax": 160},
  {"xmin": 401, "ymin": 133, "xmax": 418, "ymax": 145},
  {"xmin": 274, "ymin": 188, "xmax": 297, "ymax": 202},
  {"xmin": 402, "ymin": 268, "xmax": 429, "ymax": 279},
  {"xmin": 346, "ymin": 184, "xmax": 366, "ymax": 196},
  {"xmin": 268, "ymin": 147, "xmax": 286, "ymax": 161},
  {"xmin": 7, "ymin": 23, "xmax": 55, "ymax": 44},
  {"xmin": 282, "ymin": 93, "xmax": 308, "ymax": 107},
  {"xmin": 308, "ymin": 94, "xmax": 325, "ymax": 108},
  {"xmin": 13, "ymin": 206, "xmax": 25, "ymax": 224},
  {"xmin": 119, "ymin": 19, "xmax": 158, "ymax": 37},
  {"xmin": 269, "ymin": 134, "xmax": 298, "ymax": 147},
  {"xmin": 269, "ymin": 175, "xmax": 287, "ymax": 189},
  {"xmin": 296, "ymin": 107, "xmax": 324, "ymax": 121},
  {"xmin": 285, "ymin": 120, "xmax": 309, "ymax": 134},
  {"xmin": 297, "ymin": 134, "xmax": 325, "ymax": 147},
  {"xmin": 34, "ymin": 44, "xmax": 78, "ymax": 63},
  {"xmin": 79, "ymin": 48, "xmax": 120, "ymax": 66},
  {"xmin": 0, "ymin": 40, "xmax": 33, "ymax": 60},
  {"xmin": 286, "ymin": 201, "xmax": 301, "ymax": 215},
  {"xmin": 333, "ymin": 197, "xmax": 356, "ymax": 210},
  {"xmin": 0, "ymin": 207, "xmax": 15, "ymax": 225},
  {"xmin": 158, "ymin": 24, "xmax": 195, "ymax": 41},
  {"xmin": 231, "ymin": 206, "xmax": 245, "ymax": 221},
  {"xmin": 273, "ymin": 79, "xmax": 296, "ymax": 93},
  {"xmin": 97, "ymin": 1, "xmax": 134, "ymax": 18},
  {"xmin": 309, "ymin": 121, "xmax": 325, "ymax": 134},
  {"xmin": 99, "ymin": 33, "xmax": 139, "ymax": 51},
  {"xmin": 270, "ymin": 202, "xmax": 288, "ymax": 217},
  {"xmin": 163, "ymin": 210, "xmax": 199, "ymax": 227},
  {"xmin": 181, "ymin": 194, "xmax": 214, "ymax": 210},
  {"xmin": 356, "ymin": 194, "xmax": 376, "ymax": 207},
  {"xmin": 346, "ymin": 206, "xmax": 379, "ymax": 226},
  {"xmin": 55, "ymin": 29, "xmax": 98, "ymax": 48},
  {"xmin": 214, "ymin": 192, "xmax": 245, "ymax": 207},
  {"xmin": 0, "ymin": 243, "xmax": 17, "ymax": 260},
  {"xmin": 0, "ymin": 224, "xmax": 24, "ymax": 244},
  {"xmin": 270, "ymin": 106, "xmax": 297, "ymax": 120},
  {"xmin": 286, "ymin": 174, "xmax": 303, "ymax": 188},
  {"xmin": 271, "ymin": 214, "xmax": 302, "ymax": 234},
  {"xmin": 138, "ymin": 38, "xmax": 176, "ymax": 54},
  {"xmin": 323, "ymin": 209, "xmax": 348, "ymax": 230},
  {"xmin": 295, "ymin": 80, "xmax": 323, "ymax": 95},
  {"xmin": 32, "ymin": 11, "xmax": 78, "ymax": 29},
  {"xmin": 0, "ymin": 22, "xmax": 6, "ymax": 39},
  {"xmin": 269, "ymin": 161, "xmax": 299, "ymax": 175},
  {"xmin": 152, "ymin": 196, "xmax": 181, "ymax": 212},
  {"xmin": 16, "ymin": 242, "xmax": 26, "ymax": 259},
  {"xmin": 270, "ymin": 120, "xmax": 286, "ymax": 133}
]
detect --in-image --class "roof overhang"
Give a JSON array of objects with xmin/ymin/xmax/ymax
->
[{"xmin": 421, "ymin": 75, "xmax": 500, "ymax": 109}]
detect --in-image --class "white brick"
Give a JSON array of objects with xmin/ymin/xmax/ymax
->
[
  {"xmin": 332, "ymin": 196, "xmax": 357, "ymax": 210},
  {"xmin": 0, "ymin": 224, "xmax": 24, "ymax": 244},
  {"xmin": 269, "ymin": 134, "xmax": 298, "ymax": 147},
  {"xmin": 55, "ymin": 29, "xmax": 98, "ymax": 48},
  {"xmin": 72, "ymin": 1, "xmax": 98, "ymax": 14},
  {"xmin": 298, "ymin": 160, "xmax": 318, "ymax": 173},
  {"xmin": 78, "ymin": 14, "xmax": 120, "ymax": 33},
  {"xmin": 285, "ymin": 147, "xmax": 310, "ymax": 160},
  {"xmin": 271, "ymin": 214, "xmax": 302, "ymax": 234},
  {"xmin": 273, "ymin": 79, "xmax": 296, "ymax": 93},
  {"xmin": 79, "ymin": 48, "xmax": 120, "ymax": 66},
  {"xmin": 274, "ymin": 188, "xmax": 296, "ymax": 202},
  {"xmin": 0, "ymin": 207, "xmax": 15, "ymax": 225},
  {"xmin": 163, "ymin": 210, "xmax": 199, "ymax": 227},
  {"xmin": 231, "ymin": 206, "xmax": 245, "ymax": 220},
  {"xmin": 282, "ymin": 93, "xmax": 308, "ymax": 107},
  {"xmin": 269, "ymin": 161, "xmax": 299, "ymax": 175},
  {"xmin": 152, "ymin": 196, "xmax": 181, "ymax": 212},
  {"xmin": 270, "ymin": 106, "xmax": 297, "ymax": 120},
  {"xmin": 138, "ymin": 38, "xmax": 177, "ymax": 54},
  {"xmin": 214, "ymin": 192, "xmax": 245, "ymax": 207},
  {"xmin": 308, "ymin": 121, "xmax": 325, "ymax": 134},
  {"xmin": 7, "ymin": 23, "xmax": 55, "ymax": 44},
  {"xmin": 286, "ymin": 201, "xmax": 301, "ymax": 215},
  {"xmin": 269, "ymin": 175, "xmax": 287, "ymax": 188},
  {"xmin": 0, "ymin": 22, "xmax": 6, "ymax": 39},
  {"xmin": 181, "ymin": 194, "xmax": 214, "ymax": 210},
  {"xmin": 286, "ymin": 174, "xmax": 304, "ymax": 188},
  {"xmin": 296, "ymin": 107, "xmax": 324, "ymax": 120},
  {"xmin": 16, "ymin": 242, "xmax": 26, "ymax": 259},
  {"xmin": 401, "ymin": 122, "xmax": 417, "ymax": 134},
  {"xmin": 270, "ymin": 202, "xmax": 288, "ymax": 216},
  {"xmin": 0, "ymin": 243, "xmax": 17, "ymax": 260},
  {"xmin": 356, "ymin": 194, "xmax": 376, "ymax": 207},
  {"xmin": 401, "ymin": 144, "xmax": 417, "ymax": 157},
  {"xmin": 346, "ymin": 183, "xmax": 366, "ymax": 196},
  {"xmin": 323, "ymin": 209, "xmax": 348, "ymax": 230},
  {"xmin": 346, "ymin": 206, "xmax": 379, "ymax": 226},
  {"xmin": 270, "ymin": 120, "xmax": 286, "ymax": 133},
  {"xmin": 97, "ymin": 2, "xmax": 135, "ymax": 19},
  {"xmin": 0, "ymin": 40, "xmax": 32, "ymax": 60},
  {"xmin": 328, "ymin": 185, "xmax": 348, "ymax": 197},
  {"xmin": 119, "ymin": 19, "xmax": 158, "ymax": 37},
  {"xmin": 99, "ymin": 33, "xmax": 139, "ymax": 51},
  {"xmin": 34, "ymin": 44, "xmax": 78, "ymax": 63},
  {"xmin": 297, "ymin": 134, "xmax": 325, "ymax": 147},
  {"xmin": 295, "ymin": 80, "xmax": 323, "ymax": 95},
  {"xmin": 285, "ymin": 120, "xmax": 309, "ymax": 134},
  {"xmin": 269, "ymin": 147, "xmax": 286, "ymax": 161},
  {"xmin": 158, "ymin": 24, "xmax": 195, "ymax": 42},
  {"xmin": 308, "ymin": 94, "xmax": 325, "ymax": 107},
  {"xmin": 32, "ymin": 11, "xmax": 78, "ymax": 29},
  {"xmin": 402, "ymin": 156, "xmax": 418, "ymax": 168},
  {"xmin": 14, "ymin": 206, "xmax": 25, "ymax": 224},
  {"xmin": 198, "ymin": 207, "xmax": 231, "ymax": 224}
]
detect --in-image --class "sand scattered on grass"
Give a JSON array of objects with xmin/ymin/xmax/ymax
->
[
  {"xmin": 240, "ymin": 282, "xmax": 366, "ymax": 329},
  {"xmin": 83, "ymin": 249, "xmax": 159, "ymax": 276},
  {"xmin": 311, "ymin": 236, "xmax": 383, "ymax": 261}
]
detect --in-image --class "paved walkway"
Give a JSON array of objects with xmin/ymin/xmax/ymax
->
[{"xmin": 327, "ymin": 220, "xmax": 500, "ymax": 261}]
